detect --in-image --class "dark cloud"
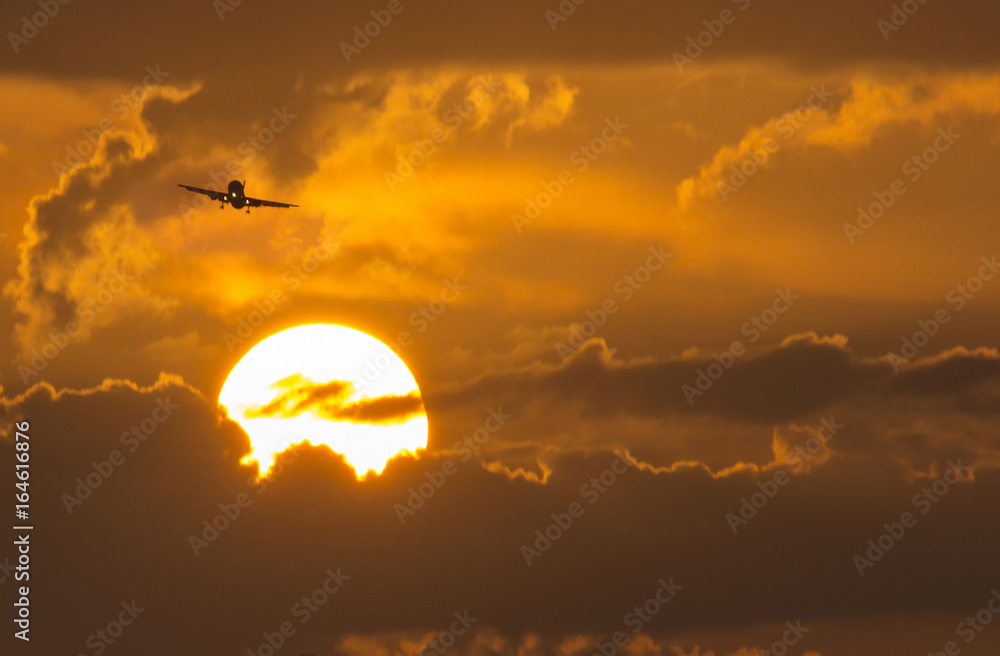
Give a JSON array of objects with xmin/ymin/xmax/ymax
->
[
  {"xmin": 891, "ymin": 347, "xmax": 1000, "ymax": 404},
  {"xmin": 419, "ymin": 334, "xmax": 1000, "ymax": 474},
  {"xmin": 245, "ymin": 375, "xmax": 424, "ymax": 424},
  {"xmin": 430, "ymin": 334, "xmax": 1000, "ymax": 423},
  {"xmin": 323, "ymin": 390, "xmax": 424, "ymax": 423},
  {"xmin": 2, "ymin": 0, "xmax": 998, "ymax": 83},
  {"xmin": 245, "ymin": 376, "xmax": 354, "ymax": 418},
  {"xmin": 3, "ymin": 376, "xmax": 1000, "ymax": 655},
  {"xmin": 3, "ymin": 88, "xmax": 196, "ymax": 363},
  {"xmin": 429, "ymin": 334, "xmax": 876, "ymax": 425}
]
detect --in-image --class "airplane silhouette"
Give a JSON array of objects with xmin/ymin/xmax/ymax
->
[{"xmin": 178, "ymin": 180, "xmax": 298, "ymax": 213}]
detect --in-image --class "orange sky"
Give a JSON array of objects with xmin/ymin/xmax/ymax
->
[{"xmin": 2, "ymin": 0, "xmax": 1000, "ymax": 654}]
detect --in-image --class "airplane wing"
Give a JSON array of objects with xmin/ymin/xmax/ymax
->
[
  {"xmin": 245, "ymin": 196, "xmax": 299, "ymax": 208},
  {"xmin": 177, "ymin": 184, "xmax": 226, "ymax": 201}
]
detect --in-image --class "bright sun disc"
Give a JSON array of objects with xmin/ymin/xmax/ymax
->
[{"xmin": 219, "ymin": 324, "xmax": 428, "ymax": 478}]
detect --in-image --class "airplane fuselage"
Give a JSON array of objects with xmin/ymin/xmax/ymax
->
[{"xmin": 225, "ymin": 180, "xmax": 247, "ymax": 209}]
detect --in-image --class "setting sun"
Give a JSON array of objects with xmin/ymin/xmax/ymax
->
[
  {"xmin": 218, "ymin": 324, "xmax": 428, "ymax": 478},
  {"xmin": 7, "ymin": 0, "xmax": 1000, "ymax": 650}
]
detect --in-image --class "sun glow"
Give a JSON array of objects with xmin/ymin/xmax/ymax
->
[{"xmin": 219, "ymin": 324, "xmax": 428, "ymax": 478}]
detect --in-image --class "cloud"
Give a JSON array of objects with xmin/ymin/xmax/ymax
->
[
  {"xmin": 244, "ymin": 376, "xmax": 354, "ymax": 418},
  {"xmin": 2, "ymin": 3, "xmax": 999, "ymax": 652},
  {"xmin": 677, "ymin": 73, "xmax": 1000, "ymax": 208},
  {"xmin": 4, "ymin": 0, "xmax": 1000, "ymax": 84},
  {"xmin": 311, "ymin": 71, "xmax": 579, "ymax": 169},
  {"xmin": 503, "ymin": 76, "xmax": 579, "ymax": 146},
  {"xmin": 423, "ymin": 332, "xmax": 1000, "ymax": 474},
  {"xmin": 2, "ymin": 84, "xmax": 198, "ymax": 359},
  {"xmin": 331, "ymin": 631, "xmax": 819, "ymax": 656},
  {"xmin": 2, "ymin": 374, "xmax": 999, "ymax": 655},
  {"xmin": 245, "ymin": 375, "xmax": 424, "ymax": 424},
  {"xmin": 327, "ymin": 391, "xmax": 425, "ymax": 423},
  {"xmin": 430, "ymin": 332, "xmax": 886, "ymax": 425}
]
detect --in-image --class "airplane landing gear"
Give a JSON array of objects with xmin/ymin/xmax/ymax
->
[{"xmin": 246, "ymin": 208, "xmax": 251, "ymax": 214}]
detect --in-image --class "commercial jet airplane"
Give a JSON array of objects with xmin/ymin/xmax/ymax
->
[{"xmin": 178, "ymin": 180, "xmax": 298, "ymax": 213}]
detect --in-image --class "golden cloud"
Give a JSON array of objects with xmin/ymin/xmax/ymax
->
[{"xmin": 677, "ymin": 73, "xmax": 1000, "ymax": 209}]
